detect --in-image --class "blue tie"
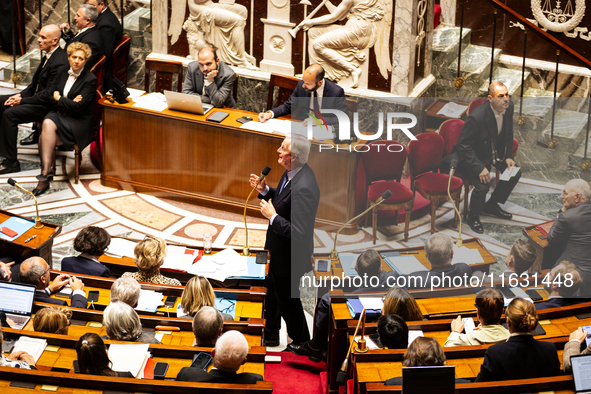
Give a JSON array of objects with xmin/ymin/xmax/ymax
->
[{"xmin": 278, "ymin": 176, "xmax": 288, "ymax": 194}]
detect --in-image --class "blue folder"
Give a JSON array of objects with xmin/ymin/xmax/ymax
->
[{"xmin": 0, "ymin": 216, "xmax": 36, "ymax": 241}]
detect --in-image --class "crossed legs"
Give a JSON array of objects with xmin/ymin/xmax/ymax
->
[{"xmin": 34, "ymin": 118, "xmax": 63, "ymax": 194}]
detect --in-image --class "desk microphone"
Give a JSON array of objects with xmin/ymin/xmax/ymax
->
[
  {"xmin": 446, "ymin": 161, "xmax": 463, "ymax": 247},
  {"xmin": 7, "ymin": 178, "xmax": 44, "ymax": 229},
  {"xmin": 329, "ymin": 190, "xmax": 392, "ymax": 260},
  {"xmin": 242, "ymin": 166, "xmax": 272, "ymax": 256}
]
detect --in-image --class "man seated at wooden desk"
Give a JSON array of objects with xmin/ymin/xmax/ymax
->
[
  {"xmin": 176, "ymin": 330, "xmax": 263, "ymax": 383},
  {"xmin": 19, "ymin": 256, "xmax": 87, "ymax": 308},
  {"xmin": 182, "ymin": 47, "xmax": 237, "ymax": 108},
  {"xmin": 547, "ymin": 179, "xmax": 591, "ymax": 296},
  {"xmin": 536, "ymin": 261, "xmax": 584, "ymax": 310},
  {"xmin": 192, "ymin": 306, "xmax": 224, "ymax": 348}
]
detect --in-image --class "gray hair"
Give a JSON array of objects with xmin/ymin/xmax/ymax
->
[
  {"xmin": 19, "ymin": 257, "xmax": 48, "ymax": 286},
  {"xmin": 289, "ymin": 134, "xmax": 311, "ymax": 165},
  {"xmin": 424, "ymin": 233, "xmax": 453, "ymax": 267},
  {"xmin": 79, "ymin": 4, "xmax": 98, "ymax": 23},
  {"xmin": 192, "ymin": 306, "xmax": 223, "ymax": 345},
  {"xmin": 110, "ymin": 277, "xmax": 141, "ymax": 307},
  {"xmin": 103, "ymin": 302, "xmax": 142, "ymax": 341},
  {"xmin": 566, "ymin": 179, "xmax": 591, "ymax": 200},
  {"xmin": 212, "ymin": 330, "xmax": 248, "ymax": 372}
]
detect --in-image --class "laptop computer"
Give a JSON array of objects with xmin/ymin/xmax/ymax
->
[
  {"xmin": 0, "ymin": 281, "xmax": 36, "ymax": 329},
  {"xmin": 572, "ymin": 353, "xmax": 591, "ymax": 393},
  {"xmin": 163, "ymin": 90, "xmax": 214, "ymax": 115}
]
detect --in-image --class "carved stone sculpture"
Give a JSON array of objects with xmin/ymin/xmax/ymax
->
[{"xmin": 299, "ymin": 0, "xmax": 392, "ymax": 88}]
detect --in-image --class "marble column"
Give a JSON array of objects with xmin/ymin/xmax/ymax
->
[
  {"xmin": 391, "ymin": 0, "xmax": 434, "ymax": 96},
  {"xmin": 260, "ymin": 0, "xmax": 295, "ymax": 75},
  {"xmin": 440, "ymin": 0, "xmax": 456, "ymax": 26},
  {"xmin": 152, "ymin": 0, "xmax": 168, "ymax": 54}
]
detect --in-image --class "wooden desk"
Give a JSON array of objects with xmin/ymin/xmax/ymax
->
[
  {"xmin": 101, "ymin": 98, "xmax": 362, "ymax": 231},
  {"xmin": 0, "ymin": 209, "xmax": 61, "ymax": 265},
  {"xmin": 423, "ymin": 98, "xmax": 468, "ymax": 133},
  {"xmin": 523, "ymin": 220, "xmax": 556, "ymax": 272}
]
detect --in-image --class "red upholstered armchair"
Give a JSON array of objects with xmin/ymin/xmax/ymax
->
[
  {"xmin": 408, "ymin": 133, "xmax": 463, "ymax": 234},
  {"xmin": 361, "ymin": 141, "xmax": 413, "ymax": 243},
  {"xmin": 467, "ymin": 98, "xmax": 487, "ymax": 116}
]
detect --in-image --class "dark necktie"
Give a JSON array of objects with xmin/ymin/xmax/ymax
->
[
  {"xmin": 278, "ymin": 176, "xmax": 288, "ymax": 194},
  {"xmin": 313, "ymin": 91, "xmax": 320, "ymax": 112},
  {"xmin": 41, "ymin": 55, "xmax": 47, "ymax": 68}
]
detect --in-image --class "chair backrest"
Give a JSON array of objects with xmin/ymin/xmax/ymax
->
[
  {"xmin": 408, "ymin": 133, "xmax": 445, "ymax": 177},
  {"xmin": 267, "ymin": 73, "xmax": 300, "ymax": 111},
  {"xmin": 346, "ymin": 98, "xmax": 358, "ymax": 114},
  {"xmin": 467, "ymin": 98, "xmax": 487, "ymax": 116},
  {"xmin": 402, "ymin": 366, "xmax": 455, "ymax": 394},
  {"xmin": 112, "ymin": 36, "xmax": 131, "ymax": 84},
  {"xmin": 512, "ymin": 137, "xmax": 519, "ymax": 157},
  {"xmin": 144, "ymin": 59, "xmax": 184, "ymax": 94},
  {"xmin": 93, "ymin": 90, "xmax": 103, "ymax": 135},
  {"xmin": 90, "ymin": 55, "xmax": 106, "ymax": 94},
  {"xmin": 361, "ymin": 141, "xmax": 407, "ymax": 184},
  {"xmin": 438, "ymin": 119, "xmax": 464, "ymax": 157}
]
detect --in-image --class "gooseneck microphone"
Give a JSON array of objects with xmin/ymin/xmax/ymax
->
[
  {"xmin": 446, "ymin": 161, "xmax": 463, "ymax": 247},
  {"xmin": 329, "ymin": 190, "xmax": 392, "ymax": 260},
  {"xmin": 7, "ymin": 178, "xmax": 44, "ymax": 229},
  {"xmin": 242, "ymin": 166, "xmax": 272, "ymax": 256}
]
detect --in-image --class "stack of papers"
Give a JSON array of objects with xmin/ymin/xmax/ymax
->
[
  {"xmin": 384, "ymin": 255, "xmax": 427, "ymax": 275},
  {"xmin": 437, "ymin": 102, "xmax": 468, "ymax": 118},
  {"xmin": 13, "ymin": 336, "xmax": 47, "ymax": 362},
  {"xmin": 161, "ymin": 245, "xmax": 196, "ymax": 272},
  {"xmin": 359, "ymin": 297, "xmax": 383, "ymax": 311},
  {"xmin": 451, "ymin": 245, "xmax": 485, "ymax": 266},
  {"xmin": 408, "ymin": 330, "xmax": 424, "ymax": 346},
  {"xmin": 188, "ymin": 248, "xmax": 248, "ymax": 282},
  {"xmin": 127, "ymin": 88, "xmax": 146, "ymax": 101},
  {"xmin": 132, "ymin": 92, "xmax": 167, "ymax": 112},
  {"xmin": 108, "ymin": 343, "xmax": 150, "ymax": 378},
  {"xmin": 135, "ymin": 290, "xmax": 164, "ymax": 313},
  {"xmin": 105, "ymin": 238, "xmax": 137, "ymax": 258},
  {"xmin": 240, "ymin": 119, "xmax": 291, "ymax": 135}
]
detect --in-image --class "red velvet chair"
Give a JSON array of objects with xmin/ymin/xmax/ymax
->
[
  {"xmin": 361, "ymin": 141, "xmax": 413, "ymax": 243},
  {"xmin": 467, "ymin": 98, "xmax": 487, "ymax": 116},
  {"xmin": 408, "ymin": 133, "xmax": 463, "ymax": 233}
]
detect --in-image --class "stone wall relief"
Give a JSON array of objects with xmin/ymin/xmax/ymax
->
[{"xmin": 526, "ymin": 0, "xmax": 590, "ymax": 41}]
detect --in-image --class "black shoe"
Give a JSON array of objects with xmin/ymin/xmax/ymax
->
[
  {"xmin": 0, "ymin": 160, "xmax": 20, "ymax": 175},
  {"xmin": 32, "ymin": 180, "xmax": 50, "ymax": 197},
  {"xmin": 20, "ymin": 132, "xmax": 39, "ymax": 146},
  {"xmin": 483, "ymin": 203, "xmax": 512, "ymax": 220},
  {"xmin": 287, "ymin": 341, "xmax": 322, "ymax": 362},
  {"xmin": 263, "ymin": 337, "xmax": 280, "ymax": 347},
  {"xmin": 468, "ymin": 214, "xmax": 484, "ymax": 234}
]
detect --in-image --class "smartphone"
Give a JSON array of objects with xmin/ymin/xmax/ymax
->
[
  {"xmin": 154, "ymin": 362, "xmax": 169, "ymax": 379},
  {"xmin": 236, "ymin": 116, "xmax": 252, "ymax": 124},
  {"xmin": 191, "ymin": 352, "xmax": 212, "ymax": 370},
  {"xmin": 73, "ymin": 359, "xmax": 80, "ymax": 374},
  {"xmin": 525, "ymin": 289, "xmax": 543, "ymax": 302},
  {"xmin": 496, "ymin": 285, "xmax": 516, "ymax": 299},
  {"xmin": 255, "ymin": 251, "xmax": 268, "ymax": 265},
  {"xmin": 88, "ymin": 290, "xmax": 100, "ymax": 302},
  {"xmin": 164, "ymin": 296, "xmax": 177, "ymax": 307},
  {"xmin": 316, "ymin": 259, "xmax": 330, "ymax": 272},
  {"xmin": 0, "ymin": 227, "xmax": 17, "ymax": 237}
]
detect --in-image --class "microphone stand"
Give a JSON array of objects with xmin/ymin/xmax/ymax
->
[
  {"xmin": 243, "ymin": 167, "xmax": 271, "ymax": 256},
  {"xmin": 7, "ymin": 179, "xmax": 43, "ymax": 229},
  {"xmin": 448, "ymin": 164, "xmax": 462, "ymax": 247}
]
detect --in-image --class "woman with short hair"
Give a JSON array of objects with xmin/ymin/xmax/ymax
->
[
  {"xmin": 121, "ymin": 236, "xmax": 181, "ymax": 286},
  {"xmin": 102, "ymin": 302, "xmax": 161, "ymax": 344},
  {"xmin": 61, "ymin": 226, "xmax": 111, "ymax": 277}
]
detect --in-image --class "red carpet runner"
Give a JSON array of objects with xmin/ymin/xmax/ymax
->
[{"xmin": 266, "ymin": 351, "xmax": 327, "ymax": 394}]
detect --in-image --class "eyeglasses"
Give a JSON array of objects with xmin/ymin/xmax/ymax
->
[{"xmin": 219, "ymin": 300, "xmax": 236, "ymax": 315}]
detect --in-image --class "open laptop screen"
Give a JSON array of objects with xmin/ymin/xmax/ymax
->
[
  {"xmin": 572, "ymin": 353, "xmax": 591, "ymax": 393},
  {"xmin": 0, "ymin": 281, "xmax": 36, "ymax": 315}
]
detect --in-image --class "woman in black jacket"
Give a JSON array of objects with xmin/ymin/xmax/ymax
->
[{"xmin": 33, "ymin": 41, "xmax": 97, "ymax": 196}]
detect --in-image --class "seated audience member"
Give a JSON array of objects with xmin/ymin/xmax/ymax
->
[
  {"xmin": 0, "ymin": 258, "xmax": 13, "ymax": 281},
  {"xmin": 288, "ymin": 249, "xmax": 398, "ymax": 361},
  {"xmin": 33, "ymin": 306, "xmax": 71, "ymax": 335},
  {"xmin": 61, "ymin": 226, "xmax": 111, "ymax": 277},
  {"xmin": 192, "ymin": 306, "xmax": 224, "ymax": 347},
  {"xmin": 0, "ymin": 327, "xmax": 35, "ymax": 368},
  {"xmin": 445, "ymin": 288, "xmax": 509, "ymax": 347},
  {"xmin": 475, "ymin": 298, "xmax": 561, "ymax": 382},
  {"xmin": 75, "ymin": 333, "xmax": 133, "ymax": 377},
  {"xmin": 376, "ymin": 314, "xmax": 409, "ymax": 349},
  {"xmin": 406, "ymin": 233, "xmax": 471, "ymax": 289},
  {"xmin": 182, "ymin": 47, "xmax": 236, "ymax": 108},
  {"xmin": 20, "ymin": 256, "xmax": 87, "ymax": 308},
  {"xmin": 32, "ymin": 42, "xmax": 98, "ymax": 196},
  {"xmin": 382, "ymin": 286, "xmax": 424, "ymax": 321},
  {"xmin": 102, "ymin": 302, "xmax": 161, "ymax": 344},
  {"xmin": 474, "ymin": 239, "xmax": 537, "ymax": 281},
  {"xmin": 180, "ymin": 276, "xmax": 231, "ymax": 320},
  {"xmin": 547, "ymin": 179, "xmax": 591, "ymax": 296},
  {"xmin": 176, "ymin": 330, "xmax": 263, "ymax": 383},
  {"xmin": 536, "ymin": 261, "xmax": 583, "ymax": 310},
  {"xmin": 110, "ymin": 276, "xmax": 141, "ymax": 307},
  {"xmin": 562, "ymin": 326, "xmax": 591, "ymax": 374},
  {"xmin": 60, "ymin": 4, "xmax": 104, "ymax": 69},
  {"xmin": 385, "ymin": 337, "xmax": 470, "ymax": 385},
  {"xmin": 121, "ymin": 236, "xmax": 181, "ymax": 286}
]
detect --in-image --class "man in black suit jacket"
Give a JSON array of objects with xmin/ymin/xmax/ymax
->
[
  {"xmin": 406, "ymin": 233, "xmax": 472, "ymax": 289},
  {"xmin": 85, "ymin": 0, "xmax": 122, "ymax": 92},
  {"xmin": 443, "ymin": 82, "xmax": 520, "ymax": 234},
  {"xmin": 19, "ymin": 257, "xmax": 87, "ymax": 309},
  {"xmin": 258, "ymin": 64, "xmax": 348, "ymax": 126},
  {"xmin": 176, "ymin": 331, "xmax": 263, "ymax": 383},
  {"xmin": 536, "ymin": 261, "xmax": 584, "ymax": 310},
  {"xmin": 249, "ymin": 134, "xmax": 320, "ymax": 346},
  {"xmin": 60, "ymin": 4, "xmax": 104, "ymax": 70},
  {"xmin": 0, "ymin": 25, "xmax": 68, "ymax": 174}
]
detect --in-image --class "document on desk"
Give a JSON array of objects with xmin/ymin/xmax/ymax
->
[
  {"xmin": 127, "ymin": 88, "xmax": 146, "ymax": 101},
  {"xmin": 451, "ymin": 245, "xmax": 484, "ymax": 265},
  {"xmin": 408, "ymin": 330, "xmax": 424, "ymax": 346},
  {"xmin": 188, "ymin": 249, "xmax": 248, "ymax": 282},
  {"xmin": 240, "ymin": 119, "xmax": 291, "ymax": 134},
  {"xmin": 499, "ymin": 166, "xmax": 520, "ymax": 181},
  {"xmin": 135, "ymin": 289, "xmax": 164, "ymax": 312},
  {"xmin": 339, "ymin": 253, "xmax": 360, "ymax": 277},
  {"xmin": 161, "ymin": 254, "xmax": 194, "ymax": 272},
  {"xmin": 437, "ymin": 102, "xmax": 468, "ymax": 118},
  {"xmin": 13, "ymin": 337, "xmax": 47, "ymax": 362},
  {"xmin": 384, "ymin": 255, "xmax": 427, "ymax": 275},
  {"xmin": 359, "ymin": 297, "xmax": 383, "ymax": 311},
  {"xmin": 105, "ymin": 238, "xmax": 137, "ymax": 258},
  {"xmin": 108, "ymin": 343, "xmax": 150, "ymax": 378},
  {"xmin": 132, "ymin": 92, "xmax": 167, "ymax": 112}
]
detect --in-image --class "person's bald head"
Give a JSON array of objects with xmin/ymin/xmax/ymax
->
[
  {"xmin": 20, "ymin": 256, "xmax": 50, "ymax": 289},
  {"xmin": 302, "ymin": 64, "xmax": 325, "ymax": 92},
  {"xmin": 561, "ymin": 179, "xmax": 591, "ymax": 210},
  {"xmin": 38, "ymin": 25, "xmax": 61, "ymax": 52}
]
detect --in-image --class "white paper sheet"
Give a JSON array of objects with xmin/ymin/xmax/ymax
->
[
  {"xmin": 13, "ymin": 337, "xmax": 47, "ymax": 362},
  {"xmin": 134, "ymin": 290, "xmax": 164, "ymax": 312},
  {"xmin": 499, "ymin": 166, "xmax": 521, "ymax": 181},
  {"xmin": 408, "ymin": 330, "xmax": 424, "ymax": 346},
  {"xmin": 108, "ymin": 343, "xmax": 150, "ymax": 377},
  {"xmin": 359, "ymin": 297, "xmax": 384, "ymax": 311},
  {"xmin": 240, "ymin": 119, "xmax": 291, "ymax": 134},
  {"xmin": 452, "ymin": 245, "xmax": 485, "ymax": 265},
  {"xmin": 105, "ymin": 238, "xmax": 137, "ymax": 258},
  {"xmin": 437, "ymin": 102, "xmax": 468, "ymax": 118}
]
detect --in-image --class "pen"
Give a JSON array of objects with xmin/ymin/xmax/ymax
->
[
  {"xmin": 400, "ymin": 252, "xmax": 418, "ymax": 254},
  {"xmin": 25, "ymin": 234, "xmax": 37, "ymax": 243}
]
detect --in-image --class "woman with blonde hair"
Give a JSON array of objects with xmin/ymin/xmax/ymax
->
[
  {"xmin": 475, "ymin": 298, "xmax": 561, "ymax": 382},
  {"xmin": 33, "ymin": 306, "xmax": 72, "ymax": 335},
  {"xmin": 121, "ymin": 236, "xmax": 181, "ymax": 286},
  {"xmin": 382, "ymin": 286, "xmax": 424, "ymax": 321},
  {"xmin": 180, "ymin": 276, "xmax": 232, "ymax": 320}
]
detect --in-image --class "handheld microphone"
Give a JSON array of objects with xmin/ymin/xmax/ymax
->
[
  {"xmin": 449, "ymin": 158, "xmax": 458, "ymax": 177},
  {"xmin": 7, "ymin": 178, "xmax": 44, "ymax": 229},
  {"xmin": 330, "ymin": 190, "xmax": 391, "ymax": 260},
  {"xmin": 242, "ymin": 166, "xmax": 272, "ymax": 256}
]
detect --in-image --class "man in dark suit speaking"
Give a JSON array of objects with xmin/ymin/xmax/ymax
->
[
  {"xmin": 444, "ymin": 82, "xmax": 520, "ymax": 234},
  {"xmin": 249, "ymin": 134, "xmax": 320, "ymax": 346},
  {"xmin": 0, "ymin": 25, "xmax": 68, "ymax": 174},
  {"xmin": 258, "ymin": 64, "xmax": 348, "ymax": 125}
]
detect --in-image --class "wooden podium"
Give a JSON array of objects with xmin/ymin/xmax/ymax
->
[{"xmin": 0, "ymin": 209, "xmax": 62, "ymax": 265}]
